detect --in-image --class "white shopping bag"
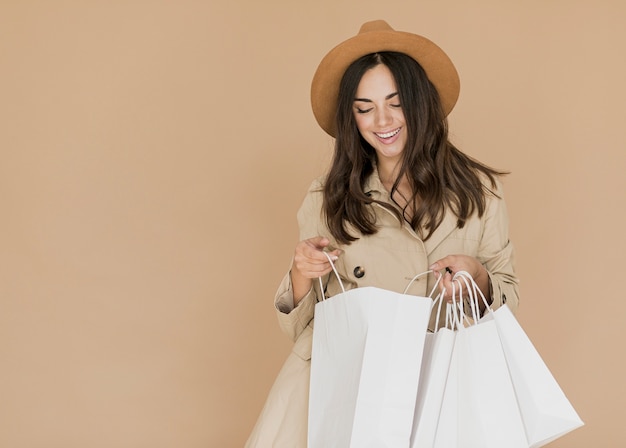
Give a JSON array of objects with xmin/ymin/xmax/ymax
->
[
  {"xmin": 456, "ymin": 316, "xmax": 529, "ymax": 448},
  {"xmin": 411, "ymin": 298, "xmax": 456, "ymax": 448},
  {"xmin": 457, "ymin": 271, "xmax": 583, "ymax": 447},
  {"xmin": 432, "ymin": 328, "xmax": 460, "ymax": 448},
  {"xmin": 434, "ymin": 277, "xmax": 529, "ymax": 448},
  {"xmin": 308, "ymin": 263, "xmax": 433, "ymax": 448},
  {"xmin": 484, "ymin": 305, "xmax": 584, "ymax": 447}
]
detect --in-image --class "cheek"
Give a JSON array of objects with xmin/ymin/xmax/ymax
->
[
  {"xmin": 394, "ymin": 109, "xmax": 407, "ymax": 124},
  {"xmin": 353, "ymin": 114, "xmax": 369, "ymax": 133},
  {"xmin": 354, "ymin": 118, "xmax": 373, "ymax": 144}
]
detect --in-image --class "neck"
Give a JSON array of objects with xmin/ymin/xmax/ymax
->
[
  {"xmin": 376, "ymin": 161, "xmax": 415, "ymax": 217},
  {"xmin": 376, "ymin": 158, "xmax": 406, "ymax": 190}
]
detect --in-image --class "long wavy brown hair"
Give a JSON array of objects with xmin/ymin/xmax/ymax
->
[{"xmin": 323, "ymin": 52, "xmax": 506, "ymax": 244}]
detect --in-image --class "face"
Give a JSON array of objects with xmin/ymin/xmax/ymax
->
[{"xmin": 353, "ymin": 64, "xmax": 407, "ymax": 165}]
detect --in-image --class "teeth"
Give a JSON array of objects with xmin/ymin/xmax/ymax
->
[{"xmin": 376, "ymin": 128, "xmax": 400, "ymax": 139}]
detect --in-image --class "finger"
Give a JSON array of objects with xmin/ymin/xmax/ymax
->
[
  {"xmin": 429, "ymin": 255, "xmax": 458, "ymax": 273},
  {"xmin": 293, "ymin": 247, "xmax": 337, "ymax": 271},
  {"xmin": 303, "ymin": 237, "xmax": 335, "ymax": 258},
  {"xmin": 305, "ymin": 236, "xmax": 330, "ymax": 250},
  {"xmin": 302, "ymin": 240, "xmax": 343, "ymax": 265},
  {"xmin": 326, "ymin": 248, "xmax": 343, "ymax": 259},
  {"xmin": 293, "ymin": 253, "xmax": 330, "ymax": 273},
  {"xmin": 293, "ymin": 236, "xmax": 343, "ymax": 279},
  {"xmin": 293, "ymin": 259, "xmax": 336, "ymax": 279},
  {"xmin": 298, "ymin": 246, "xmax": 337, "ymax": 265},
  {"xmin": 295, "ymin": 239, "xmax": 326, "ymax": 260}
]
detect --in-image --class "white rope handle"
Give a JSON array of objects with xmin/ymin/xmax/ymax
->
[
  {"xmin": 433, "ymin": 287, "xmax": 446, "ymax": 330},
  {"xmin": 434, "ymin": 271, "xmax": 491, "ymax": 331},
  {"xmin": 456, "ymin": 275, "xmax": 479, "ymax": 323},
  {"xmin": 403, "ymin": 270, "xmax": 440, "ymax": 296},
  {"xmin": 434, "ymin": 288, "xmax": 462, "ymax": 331},
  {"xmin": 449, "ymin": 280, "xmax": 462, "ymax": 330},
  {"xmin": 452, "ymin": 270, "xmax": 493, "ymax": 322},
  {"xmin": 317, "ymin": 251, "xmax": 443, "ymax": 303},
  {"xmin": 445, "ymin": 298, "xmax": 456, "ymax": 329},
  {"xmin": 317, "ymin": 252, "xmax": 345, "ymax": 301}
]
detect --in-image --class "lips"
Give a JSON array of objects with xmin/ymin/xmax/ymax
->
[{"xmin": 374, "ymin": 127, "xmax": 401, "ymax": 139}]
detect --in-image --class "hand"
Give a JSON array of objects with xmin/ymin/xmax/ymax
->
[
  {"xmin": 429, "ymin": 255, "xmax": 490, "ymax": 305},
  {"xmin": 291, "ymin": 236, "xmax": 342, "ymax": 304}
]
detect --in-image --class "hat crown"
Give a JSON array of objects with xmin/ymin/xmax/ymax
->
[{"xmin": 358, "ymin": 20, "xmax": 394, "ymax": 34}]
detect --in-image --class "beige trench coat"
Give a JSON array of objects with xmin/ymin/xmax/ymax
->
[{"xmin": 245, "ymin": 171, "xmax": 519, "ymax": 447}]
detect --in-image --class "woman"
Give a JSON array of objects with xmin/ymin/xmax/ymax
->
[{"xmin": 246, "ymin": 20, "xmax": 519, "ymax": 447}]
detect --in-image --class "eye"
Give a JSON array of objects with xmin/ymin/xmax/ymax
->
[
  {"xmin": 355, "ymin": 107, "xmax": 373, "ymax": 114},
  {"xmin": 390, "ymin": 103, "xmax": 402, "ymax": 109}
]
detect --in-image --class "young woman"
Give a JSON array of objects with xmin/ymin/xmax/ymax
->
[{"xmin": 246, "ymin": 20, "xmax": 519, "ymax": 447}]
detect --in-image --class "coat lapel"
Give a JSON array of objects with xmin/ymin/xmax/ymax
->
[{"xmin": 364, "ymin": 168, "xmax": 459, "ymax": 256}]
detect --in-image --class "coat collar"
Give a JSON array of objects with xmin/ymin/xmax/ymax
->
[{"xmin": 363, "ymin": 167, "xmax": 458, "ymax": 255}]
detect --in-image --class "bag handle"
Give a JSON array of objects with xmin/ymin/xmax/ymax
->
[
  {"xmin": 433, "ymin": 291, "xmax": 445, "ymax": 330},
  {"xmin": 456, "ymin": 274, "xmax": 479, "ymax": 323},
  {"xmin": 436, "ymin": 273, "xmax": 489, "ymax": 331},
  {"xmin": 451, "ymin": 271, "xmax": 492, "ymax": 324},
  {"xmin": 448, "ymin": 280, "xmax": 463, "ymax": 329},
  {"xmin": 446, "ymin": 298, "xmax": 458, "ymax": 329},
  {"xmin": 447, "ymin": 275, "xmax": 471, "ymax": 328},
  {"xmin": 435, "ymin": 274, "xmax": 484, "ymax": 331},
  {"xmin": 433, "ymin": 281, "xmax": 462, "ymax": 331},
  {"xmin": 317, "ymin": 252, "xmax": 440, "ymax": 301},
  {"xmin": 318, "ymin": 252, "xmax": 345, "ymax": 301},
  {"xmin": 433, "ymin": 290, "xmax": 460, "ymax": 331},
  {"xmin": 403, "ymin": 270, "xmax": 440, "ymax": 296}
]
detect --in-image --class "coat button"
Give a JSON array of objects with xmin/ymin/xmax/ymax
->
[{"xmin": 353, "ymin": 266, "xmax": 365, "ymax": 278}]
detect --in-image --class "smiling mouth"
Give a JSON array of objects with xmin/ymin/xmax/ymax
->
[{"xmin": 374, "ymin": 128, "xmax": 401, "ymax": 139}]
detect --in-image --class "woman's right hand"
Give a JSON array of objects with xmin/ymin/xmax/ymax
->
[{"xmin": 291, "ymin": 236, "xmax": 342, "ymax": 305}]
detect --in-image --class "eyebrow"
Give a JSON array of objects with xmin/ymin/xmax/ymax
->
[{"xmin": 354, "ymin": 92, "xmax": 399, "ymax": 102}]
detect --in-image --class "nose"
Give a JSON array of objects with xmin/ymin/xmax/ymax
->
[{"xmin": 375, "ymin": 107, "xmax": 392, "ymax": 128}]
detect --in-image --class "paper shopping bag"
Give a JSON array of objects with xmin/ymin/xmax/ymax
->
[
  {"xmin": 484, "ymin": 305, "xmax": 584, "ymax": 447},
  {"xmin": 453, "ymin": 270, "xmax": 584, "ymax": 447},
  {"xmin": 431, "ymin": 327, "xmax": 460, "ymax": 448},
  {"xmin": 308, "ymin": 284, "xmax": 432, "ymax": 448},
  {"xmin": 430, "ymin": 275, "xmax": 528, "ymax": 448},
  {"xmin": 455, "ymin": 316, "xmax": 529, "ymax": 448},
  {"xmin": 411, "ymin": 299, "xmax": 456, "ymax": 448},
  {"xmin": 412, "ymin": 327, "xmax": 455, "ymax": 447}
]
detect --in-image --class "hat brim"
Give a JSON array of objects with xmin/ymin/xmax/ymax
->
[{"xmin": 310, "ymin": 28, "xmax": 460, "ymax": 137}]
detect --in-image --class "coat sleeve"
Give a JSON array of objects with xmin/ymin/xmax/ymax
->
[
  {"xmin": 479, "ymin": 181, "xmax": 519, "ymax": 314},
  {"xmin": 273, "ymin": 179, "xmax": 326, "ymax": 342}
]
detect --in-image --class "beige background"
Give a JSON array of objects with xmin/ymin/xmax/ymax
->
[{"xmin": 1, "ymin": 1, "xmax": 624, "ymax": 447}]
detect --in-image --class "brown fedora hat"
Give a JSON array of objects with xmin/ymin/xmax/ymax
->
[{"xmin": 310, "ymin": 20, "xmax": 460, "ymax": 137}]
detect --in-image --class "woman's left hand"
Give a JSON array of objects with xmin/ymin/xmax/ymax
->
[{"xmin": 429, "ymin": 255, "xmax": 491, "ymax": 304}]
